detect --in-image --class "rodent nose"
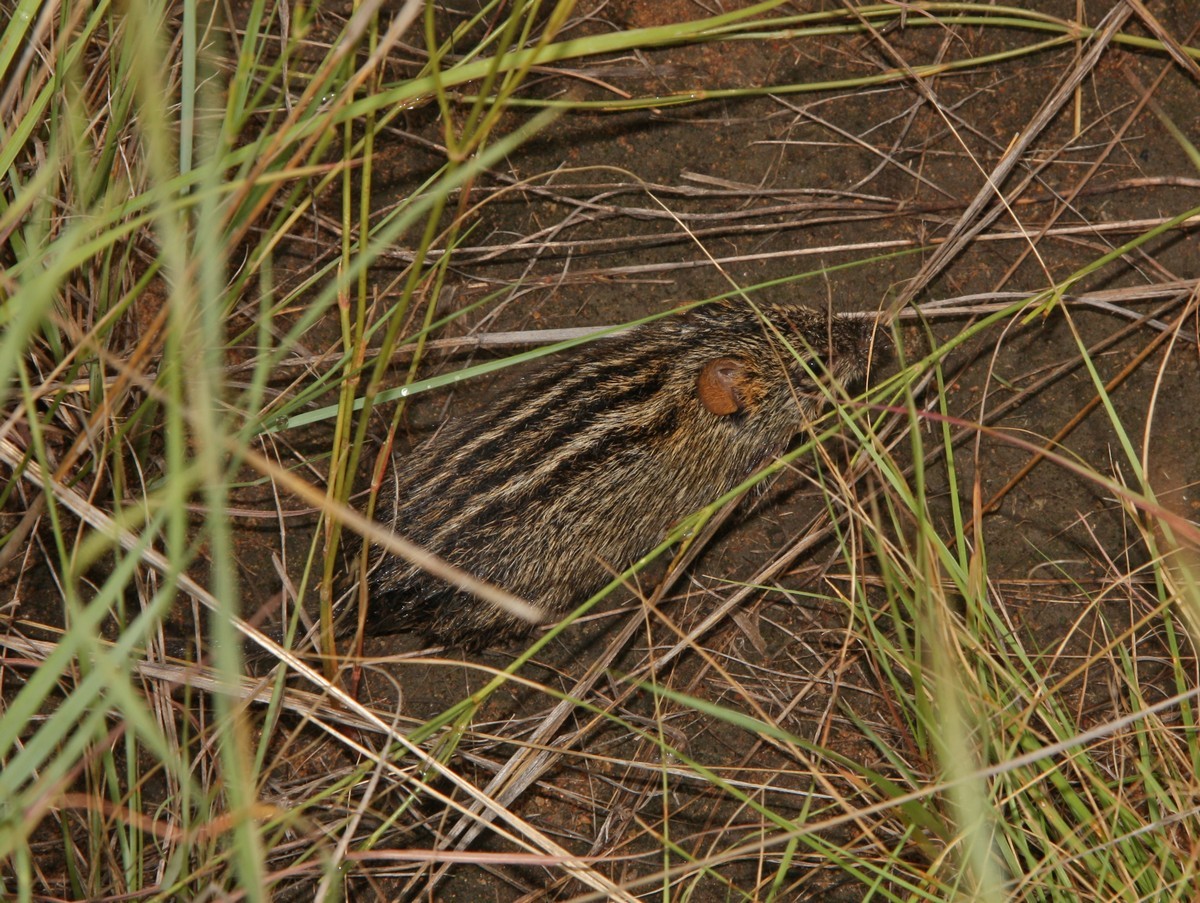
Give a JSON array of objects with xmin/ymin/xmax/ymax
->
[
  {"xmin": 864, "ymin": 320, "xmax": 892, "ymax": 359},
  {"xmin": 873, "ymin": 319, "xmax": 892, "ymax": 355},
  {"xmin": 848, "ymin": 318, "xmax": 892, "ymax": 383}
]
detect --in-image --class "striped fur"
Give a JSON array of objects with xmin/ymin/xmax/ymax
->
[{"xmin": 363, "ymin": 300, "xmax": 882, "ymax": 648}]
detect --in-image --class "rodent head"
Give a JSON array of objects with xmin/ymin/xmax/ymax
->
[{"xmin": 684, "ymin": 301, "xmax": 884, "ymax": 429}]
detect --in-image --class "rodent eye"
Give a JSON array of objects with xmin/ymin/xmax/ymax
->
[{"xmin": 791, "ymin": 356, "xmax": 826, "ymax": 380}]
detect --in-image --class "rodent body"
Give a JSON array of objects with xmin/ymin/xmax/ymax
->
[{"xmin": 362, "ymin": 300, "xmax": 882, "ymax": 649}]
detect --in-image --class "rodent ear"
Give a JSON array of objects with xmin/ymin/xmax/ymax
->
[{"xmin": 697, "ymin": 357, "xmax": 748, "ymax": 416}]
